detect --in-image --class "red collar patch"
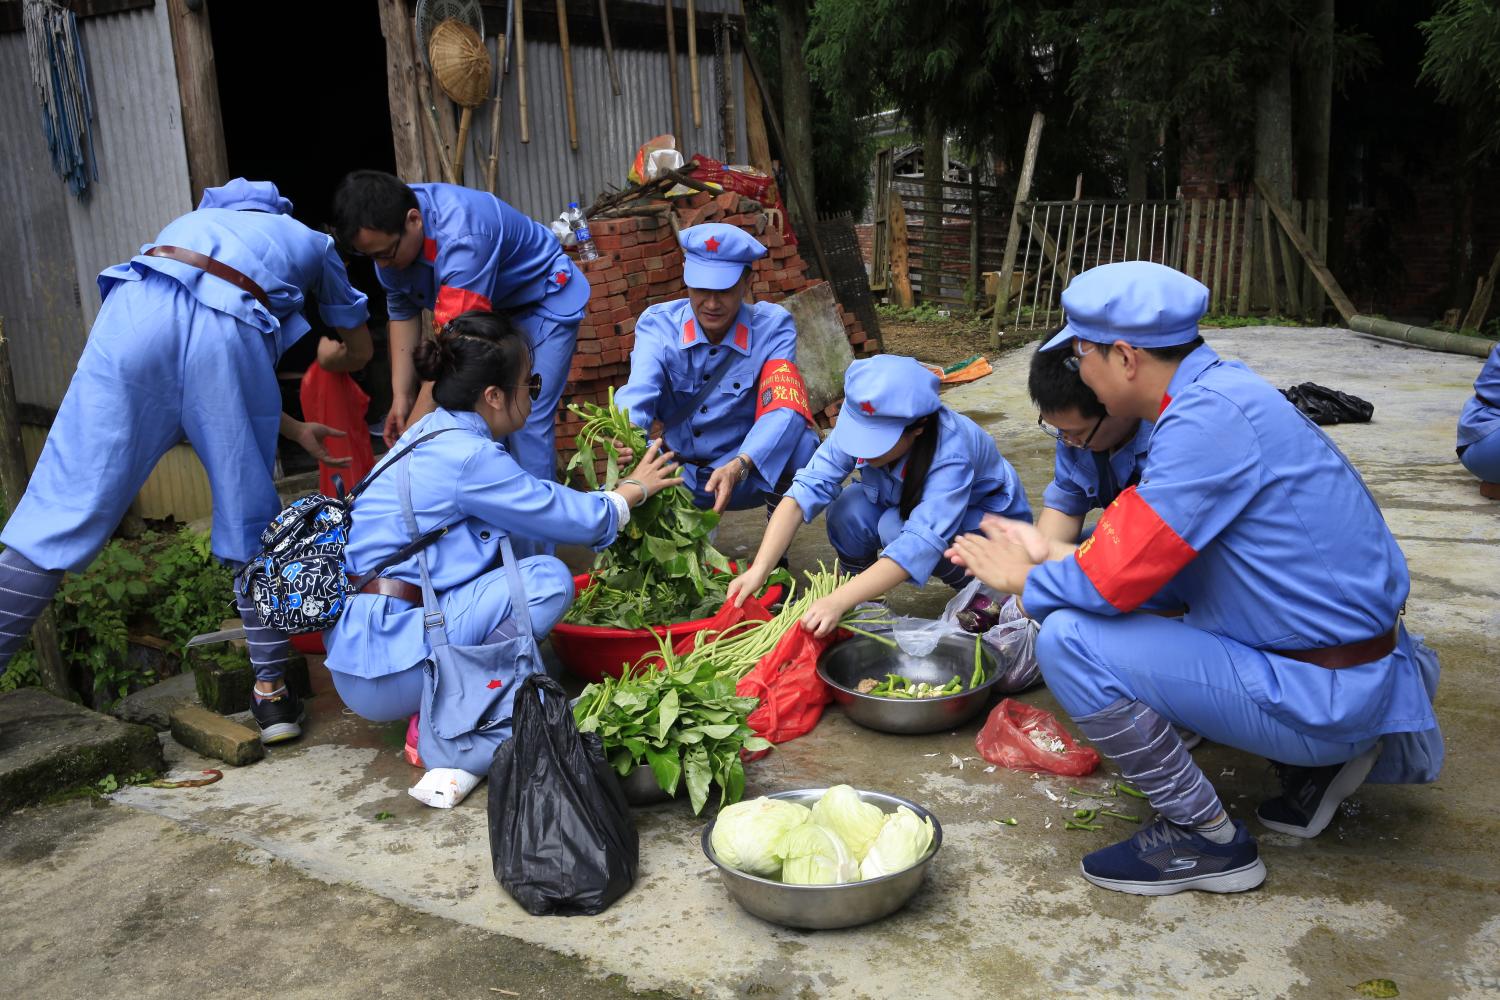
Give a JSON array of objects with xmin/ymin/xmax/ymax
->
[
  {"xmin": 1158, "ymin": 392, "xmax": 1174, "ymax": 417},
  {"xmin": 682, "ymin": 317, "xmax": 697, "ymax": 345},
  {"xmin": 733, "ymin": 323, "xmax": 749, "ymax": 350},
  {"xmin": 422, "ymin": 238, "xmax": 437, "ymax": 263}
]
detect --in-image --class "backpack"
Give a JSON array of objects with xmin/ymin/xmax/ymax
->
[{"xmin": 237, "ymin": 428, "xmax": 456, "ymax": 634}]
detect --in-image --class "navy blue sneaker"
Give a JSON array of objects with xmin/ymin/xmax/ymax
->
[
  {"xmin": 251, "ymin": 687, "xmax": 304, "ymax": 745},
  {"xmin": 1080, "ymin": 816, "xmax": 1266, "ymax": 896},
  {"xmin": 1257, "ymin": 741, "xmax": 1382, "ymax": 838}
]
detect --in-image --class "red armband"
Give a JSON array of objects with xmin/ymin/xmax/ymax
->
[
  {"xmin": 433, "ymin": 285, "xmax": 493, "ymax": 328},
  {"xmin": 754, "ymin": 359, "xmax": 815, "ymax": 425},
  {"xmin": 1075, "ymin": 486, "xmax": 1197, "ymax": 612}
]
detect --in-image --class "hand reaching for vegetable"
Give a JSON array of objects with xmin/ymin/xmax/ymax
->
[
  {"xmin": 801, "ymin": 593, "xmax": 854, "ymax": 638},
  {"xmin": 620, "ymin": 439, "xmax": 683, "ymax": 504},
  {"xmin": 703, "ymin": 454, "xmax": 752, "ymax": 514},
  {"xmin": 726, "ymin": 564, "xmax": 769, "ymax": 607}
]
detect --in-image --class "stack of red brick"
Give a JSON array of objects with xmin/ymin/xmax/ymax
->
[{"xmin": 555, "ymin": 191, "xmax": 879, "ymax": 455}]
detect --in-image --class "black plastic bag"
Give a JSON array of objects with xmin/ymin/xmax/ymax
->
[
  {"xmin": 487, "ymin": 674, "xmax": 638, "ymax": 916},
  {"xmin": 1282, "ymin": 382, "xmax": 1375, "ymax": 425}
]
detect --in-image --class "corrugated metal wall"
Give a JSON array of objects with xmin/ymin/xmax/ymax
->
[
  {"xmin": 0, "ymin": 2, "xmax": 192, "ymax": 412},
  {"xmin": 461, "ymin": 0, "xmax": 751, "ymax": 221}
]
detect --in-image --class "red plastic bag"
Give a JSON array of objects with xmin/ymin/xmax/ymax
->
[
  {"xmin": 976, "ymin": 698, "xmax": 1101, "ymax": 776},
  {"xmin": 735, "ymin": 626, "xmax": 843, "ymax": 758},
  {"xmin": 299, "ymin": 361, "xmax": 374, "ymax": 499},
  {"xmin": 670, "ymin": 593, "xmax": 773, "ymax": 657},
  {"xmin": 688, "ymin": 155, "xmax": 797, "ymax": 245}
]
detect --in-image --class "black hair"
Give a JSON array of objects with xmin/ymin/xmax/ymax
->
[
  {"xmin": 1097, "ymin": 336, "xmax": 1206, "ymax": 362},
  {"xmin": 331, "ymin": 170, "xmax": 418, "ymax": 248},
  {"xmin": 1028, "ymin": 338, "xmax": 1106, "ymax": 420},
  {"xmin": 898, "ymin": 412, "xmax": 941, "ymax": 520},
  {"xmin": 412, "ymin": 310, "xmax": 530, "ymax": 412}
]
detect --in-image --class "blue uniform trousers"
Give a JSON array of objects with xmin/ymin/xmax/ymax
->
[
  {"xmin": 502, "ymin": 311, "xmax": 579, "ymax": 558},
  {"xmin": 1460, "ymin": 426, "xmax": 1500, "ymax": 483},
  {"xmin": 328, "ymin": 554, "xmax": 572, "ymax": 721},
  {"xmin": 1, "ymin": 271, "xmax": 283, "ymax": 570},
  {"xmin": 1037, "ymin": 610, "xmax": 1381, "ymax": 768}
]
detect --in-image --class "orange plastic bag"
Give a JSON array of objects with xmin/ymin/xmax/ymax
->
[
  {"xmin": 735, "ymin": 626, "xmax": 844, "ymax": 758},
  {"xmin": 975, "ymin": 698, "xmax": 1101, "ymax": 776}
]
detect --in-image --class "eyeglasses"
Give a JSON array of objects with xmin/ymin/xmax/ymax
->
[
  {"xmin": 1062, "ymin": 338, "xmax": 1097, "ymax": 373},
  {"xmin": 1037, "ymin": 413, "xmax": 1103, "ymax": 448},
  {"xmin": 351, "ymin": 232, "xmax": 403, "ymax": 265},
  {"xmin": 519, "ymin": 372, "xmax": 542, "ymax": 401}
]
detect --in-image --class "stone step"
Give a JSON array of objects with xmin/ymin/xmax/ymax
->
[{"xmin": 0, "ymin": 688, "xmax": 164, "ymax": 812}]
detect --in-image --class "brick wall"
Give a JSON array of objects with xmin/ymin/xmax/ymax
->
[{"xmin": 555, "ymin": 192, "xmax": 881, "ymax": 456}]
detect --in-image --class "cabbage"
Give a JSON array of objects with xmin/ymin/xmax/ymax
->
[
  {"xmin": 859, "ymin": 806, "xmax": 935, "ymax": 879},
  {"xmin": 776, "ymin": 823, "xmax": 861, "ymax": 885},
  {"xmin": 810, "ymin": 784, "xmax": 888, "ymax": 862},
  {"xmin": 710, "ymin": 797, "xmax": 811, "ymax": 878}
]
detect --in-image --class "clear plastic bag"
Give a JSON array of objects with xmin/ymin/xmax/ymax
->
[{"xmin": 940, "ymin": 580, "xmax": 1042, "ymax": 694}]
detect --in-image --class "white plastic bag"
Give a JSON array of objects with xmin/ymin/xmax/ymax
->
[{"xmin": 940, "ymin": 580, "xmax": 1041, "ymax": 694}]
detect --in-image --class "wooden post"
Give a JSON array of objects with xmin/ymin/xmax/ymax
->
[
  {"xmin": 410, "ymin": 20, "xmax": 454, "ymax": 182},
  {"xmin": 165, "ymin": 0, "xmax": 229, "ymax": 205},
  {"xmin": 0, "ymin": 322, "xmax": 69, "ymax": 699},
  {"xmin": 1222, "ymin": 198, "xmax": 1239, "ymax": 315},
  {"xmin": 889, "ymin": 197, "xmax": 914, "ymax": 309},
  {"xmin": 718, "ymin": 15, "xmax": 735, "ymax": 161},
  {"xmin": 686, "ymin": 0, "xmax": 702, "ymax": 128},
  {"xmin": 1200, "ymin": 199, "xmax": 1216, "ymax": 293},
  {"xmin": 1257, "ymin": 178, "xmax": 1358, "ymax": 324},
  {"xmin": 378, "ymin": 0, "xmax": 426, "ymax": 183},
  {"xmin": 742, "ymin": 58, "xmax": 772, "ymax": 173},
  {"xmin": 1260, "ymin": 196, "xmax": 1280, "ymax": 314},
  {"xmin": 1185, "ymin": 199, "xmax": 1201, "ymax": 281},
  {"xmin": 989, "ymin": 110, "xmax": 1044, "ymax": 344},
  {"xmin": 968, "ymin": 168, "xmax": 981, "ymax": 310},
  {"xmin": 1211, "ymin": 198, "xmax": 1228, "ymax": 311},
  {"xmin": 1276, "ymin": 201, "xmax": 1302, "ymax": 316},
  {"xmin": 1237, "ymin": 194, "xmax": 1256, "ymax": 316},
  {"xmin": 1461, "ymin": 246, "xmax": 1500, "ymax": 331},
  {"xmin": 665, "ymin": 0, "xmax": 683, "ymax": 141}
]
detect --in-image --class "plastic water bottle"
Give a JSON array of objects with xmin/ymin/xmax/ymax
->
[{"xmin": 564, "ymin": 202, "xmax": 598, "ymax": 261}]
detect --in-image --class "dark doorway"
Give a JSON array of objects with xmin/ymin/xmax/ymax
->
[{"xmin": 209, "ymin": 0, "xmax": 396, "ymax": 465}]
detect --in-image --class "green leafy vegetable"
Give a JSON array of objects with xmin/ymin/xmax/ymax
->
[
  {"xmin": 562, "ymin": 394, "xmax": 732, "ymax": 629},
  {"xmin": 810, "ymin": 784, "xmax": 888, "ymax": 862},
  {"xmin": 859, "ymin": 805, "xmax": 936, "ymax": 879},
  {"xmin": 777, "ymin": 823, "xmax": 861, "ymax": 885},
  {"xmin": 1351, "ymin": 979, "xmax": 1399, "ymax": 998},
  {"xmin": 709, "ymin": 797, "xmax": 811, "ymax": 877}
]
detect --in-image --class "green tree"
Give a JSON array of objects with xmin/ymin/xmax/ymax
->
[{"xmin": 1419, "ymin": 0, "xmax": 1500, "ymax": 162}]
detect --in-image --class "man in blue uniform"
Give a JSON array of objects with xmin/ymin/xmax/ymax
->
[
  {"xmin": 1028, "ymin": 343, "xmax": 1151, "ymax": 549},
  {"xmin": 330, "ymin": 172, "xmax": 587, "ymax": 494},
  {"xmin": 614, "ymin": 223, "xmax": 820, "ymax": 515},
  {"xmin": 950, "ymin": 261, "xmax": 1442, "ymax": 896},
  {"xmin": 1456, "ymin": 341, "xmax": 1500, "ymax": 493},
  {"xmin": 0, "ymin": 179, "xmax": 372, "ymax": 743}
]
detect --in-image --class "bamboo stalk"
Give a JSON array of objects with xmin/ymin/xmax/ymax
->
[
  {"xmin": 687, "ymin": 0, "xmax": 701, "ymax": 128},
  {"xmin": 515, "ymin": 0, "xmax": 529, "ymax": 143}
]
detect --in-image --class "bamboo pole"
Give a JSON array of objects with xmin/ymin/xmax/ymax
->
[
  {"xmin": 0, "ymin": 322, "xmax": 69, "ymax": 699},
  {"xmin": 665, "ymin": 0, "xmax": 683, "ymax": 141},
  {"xmin": 990, "ymin": 111, "xmax": 1045, "ymax": 344},
  {"xmin": 687, "ymin": 0, "xmax": 701, "ymax": 128},
  {"xmin": 515, "ymin": 0, "xmax": 529, "ymax": 143}
]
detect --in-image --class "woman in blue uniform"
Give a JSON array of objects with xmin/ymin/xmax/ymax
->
[
  {"xmin": 323, "ymin": 310, "xmax": 678, "ymax": 802},
  {"xmin": 727, "ymin": 354, "xmax": 1031, "ymax": 635},
  {"xmin": 1456, "ymin": 341, "xmax": 1500, "ymax": 490}
]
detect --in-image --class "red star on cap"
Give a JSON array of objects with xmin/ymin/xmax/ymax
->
[
  {"xmin": 554, "ymin": 270, "xmax": 569, "ymax": 286},
  {"xmin": 704, "ymin": 236, "xmax": 721, "ymax": 253},
  {"xmin": 859, "ymin": 400, "xmax": 877, "ymax": 415}
]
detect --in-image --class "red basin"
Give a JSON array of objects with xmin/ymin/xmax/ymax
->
[{"xmin": 550, "ymin": 570, "xmax": 784, "ymax": 683}]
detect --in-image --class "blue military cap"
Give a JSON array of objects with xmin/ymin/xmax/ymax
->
[
  {"xmin": 1040, "ymin": 261, "xmax": 1208, "ymax": 352},
  {"xmin": 680, "ymin": 223, "xmax": 767, "ymax": 290},
  {"xmin": 830, "ymin": 355, "xmax": 941, "ymax": 458}
]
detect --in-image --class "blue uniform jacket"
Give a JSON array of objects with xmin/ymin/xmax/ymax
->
[
  {"xmin": 325, "ymin": 408, "xmax": 619, "ymax": 677},
  {"xmin": 615, "ymin": 299, "xmax": 814, "ymax": 492},
  {"xmin": 1457, "ymin": 342, "xmax": 1500, "ymax": 452},
  {"xmin": 374, "ymin": 183, "xmax": 588, "ymax": 328},
  {"xmin": 788, "ymin": 406, "xmax": 1032, "ymax": 584},
  {"xmin": 1022, "ymin": 345, "xmax": 1436, "ymax": 742},
  {"xmin": 1042, "ymin": 420, "xmax": 1152, "ymax": 516},
  {"xmin": 98, "ymin": 207, "xmax": 369, "ymax": 359}
]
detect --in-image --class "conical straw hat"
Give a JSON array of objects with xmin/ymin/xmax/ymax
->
[{"xmin": 429, "ymin": 18, "xmax": 490, "ymax": 108}]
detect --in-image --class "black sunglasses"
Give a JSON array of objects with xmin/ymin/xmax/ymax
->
[{"xmin": 519, "ymin": 372, "xmax": 542, "ymax": 401}]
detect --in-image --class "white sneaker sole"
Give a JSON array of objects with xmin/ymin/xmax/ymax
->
[
  {"xmin": 258, "ymin": 720, "xmax": 303, "ymax": 745},
  {"xmin": 1081, "ymin": 857, "xmax": 1267, "ymax": 896},
  {"xmin": 1257, "ymin": 741, "xmax": 1382, "ymax": 839}
]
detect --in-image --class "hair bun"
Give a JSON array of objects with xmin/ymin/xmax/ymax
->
[{"xmin": 412, "ymin": 334, "xmax": 456, "ymax": 382}]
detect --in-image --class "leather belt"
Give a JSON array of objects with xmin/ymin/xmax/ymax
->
[
  {"xmin": 354, "ymin": 577, "xmax": 423, "ymax": 606},
  {"xmin": 145, "ymin": 245, "xmax": 271, "ymax": 310},
  {"xmin": 1273, "ymin": 625, "xmax": 1397, "ymax": 669}
]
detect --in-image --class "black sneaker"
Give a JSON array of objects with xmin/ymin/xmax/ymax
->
[
  {"xmin": 1080, "ymin": 815, "xmax": 1266, "ymax": 896},
  {"xmin": 251, "ymin": 688, "xmax": 305, "ymax": 745},
  {"xmin": 1256, "ymin": 741, "xmax": 1382, "ymax": 838}
]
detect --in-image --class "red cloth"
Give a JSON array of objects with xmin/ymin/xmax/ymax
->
[{"xmin": 299, "ymin": 361, "xmax": 375, "ymax": 498}]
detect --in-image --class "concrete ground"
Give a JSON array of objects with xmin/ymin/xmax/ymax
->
[{"xmin": 3, "ymin": 326, "xmax": 1497, "ymax": 1000}]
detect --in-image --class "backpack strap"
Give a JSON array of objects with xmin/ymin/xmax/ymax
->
[
  {"xmin": 656, "ymin": 348, "xmax": 740, "ymax": 430},
  {"xmin": 346, "ymin": 427, "xmax": 459, "ymax": 501}
]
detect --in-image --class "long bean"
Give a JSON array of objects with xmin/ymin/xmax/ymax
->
[{"xmin": 970, "ymin": 634, "xmax": 984, "ymax": 689}]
